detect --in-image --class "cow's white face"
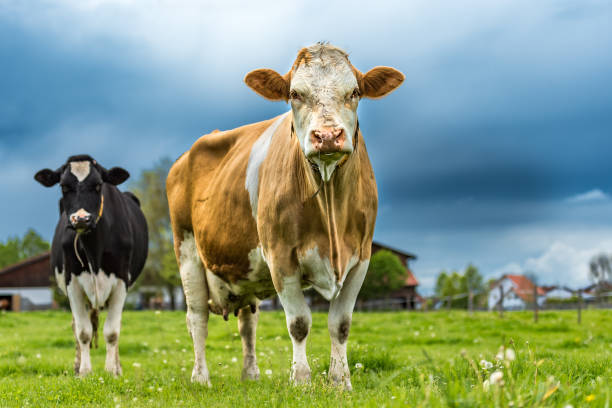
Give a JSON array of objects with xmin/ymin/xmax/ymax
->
[
  {"xmin": 244, "ymin": 43, "xmax": 405, "ymax": 181},
  {"xmin": 289, "ymin": 51, "xmax": 359, "ymax": 180}
]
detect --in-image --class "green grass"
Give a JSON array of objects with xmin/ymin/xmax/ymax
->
[{"xmin": 0, "ymin": 309, "xmax": 611, "ymax": 407}]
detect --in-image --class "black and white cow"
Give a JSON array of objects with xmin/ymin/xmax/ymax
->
[{"xmin": 35, "ymin": 155, "xmax": 148, "ymax": 376}]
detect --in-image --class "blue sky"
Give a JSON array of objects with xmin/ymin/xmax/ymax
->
[{"xmin": 1, "ymin": 1, "xmax": 611, "ymax": 293}]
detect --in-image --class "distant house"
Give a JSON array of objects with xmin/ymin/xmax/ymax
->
[
  {"xmin": 372, "ymin": 241, "xmax": 419, "ymax": 309},
  {"xmin": 540, "ymin": 286, "xmax": 574, "ymax": 302},
  {"xmin": 0, "ymin": 252, "xmax": 54, "ymax": 311},
  {"xmin": 488, "ymin": 274, "xmax": 546, "ymax": 311}
]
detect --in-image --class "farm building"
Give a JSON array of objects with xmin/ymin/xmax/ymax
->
[
  {"xmin": 371, "ymin": 241, "xmax": 420, "ymax": 309},
  {"xmin": 488, "ymin": 274, "xmax": 546, "ymax": 311},
  {"xmin": 0, "ymin": 252, "xmax": 54, "ymax": 311}
]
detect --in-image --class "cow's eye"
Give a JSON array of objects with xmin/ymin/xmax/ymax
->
[
  {"xmin": 351, "ymin": 88, "xmax": 360, "ymax": 99},
  {"xmin": 95, "ymin": 184, "xmax": 102, "ymax": 193},
  {"xmin": 289, "ymin": 90, "xmax": 301, "ymax": 101}
]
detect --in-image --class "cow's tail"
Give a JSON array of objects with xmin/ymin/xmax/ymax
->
[{"xmin": 89, "ymin": 309, "xmax": 99, "ymax": 349}]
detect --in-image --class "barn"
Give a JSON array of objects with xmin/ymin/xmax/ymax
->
[
  {"xmin": 371, "ymin": 241, "xmax": 420, "ymax": 309},
  {"xmin": 0, "ymin": 252, "xmax": 54, "ymax": 311}
]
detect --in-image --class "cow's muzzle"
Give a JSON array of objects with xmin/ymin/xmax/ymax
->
[{"xmin": 309, "ymin": 127, "xmax": 349, "ymax": 157}]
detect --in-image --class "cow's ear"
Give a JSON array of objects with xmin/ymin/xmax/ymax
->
[
  {"xmin": 244, "ymin": 69, "xmax": 289, "ymax": 101},
  {"xmin": 361, "ymin": 66, "xmax": 405, "ymax": 99},
  {"xmin": 103, "ymin": 167, "xmax": 130, "ymax": 185},
  {"xmin": 34, "ymin": 168, "xmax": 61, "ymax": 187}
]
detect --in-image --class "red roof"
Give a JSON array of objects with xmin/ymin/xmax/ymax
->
[
  {"xmin": 404, "ymin": 268, "xmax": 418, "ymax": 286},
  {"xmin": 504, "ymin": 275, "xmax": 546, "ymax": 300}
]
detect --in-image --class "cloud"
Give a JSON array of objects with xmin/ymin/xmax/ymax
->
[
  {"xmin": 491, "ymin": 240, "xmax": 612, "ymax": 289},
  {"xmin": 566, "ymin": 189, "xmax": 609, "ymax": 203}
]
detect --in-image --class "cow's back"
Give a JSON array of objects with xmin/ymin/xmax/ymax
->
[
  {"xmin": 122, "ymin": 191, "xmax": 148, "ymax": 286},
  {"xmin": 167, "ymin": 117, "xmax": 278, "ymax": 280}
]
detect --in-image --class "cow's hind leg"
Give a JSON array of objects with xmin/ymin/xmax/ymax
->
[
  {"xmin": 328, "ymin": 261, "xmax": 368, "ymax": 391},
  {"xmin": 277, "ymin": 275, "xmax": 312, "ymax": 385},
  {"xmin": 238, "ymin": 304, "xmax": 260, "ymax": 380},
  {"xmin": 179, "ymin": 232, "xmax": 211, "ymax": 386},
  {"xmin": 104, "ymin": 281, "xmax": 127, "ymax": 376},
  {"xmin": 67, "ymin": 280, "xmax": 93, "ymax": 377}
]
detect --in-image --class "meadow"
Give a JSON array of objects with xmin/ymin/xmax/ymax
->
[{"xmin": 0, "ymin": 309, "xmax": 611, "ymax": 407}]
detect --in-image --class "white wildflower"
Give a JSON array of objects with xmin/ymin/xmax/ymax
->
[
  {"xmin": 35, "ymin": 353, "xmax": 41, "ymax": 359},
  {"xmin": 16, "ymin": 356, "xmax": 26, "ymax": 365},
  {"xmin": 480, "ymin": 360, "xmax": 493, "ymax": 370},
  {"xmin": 231, "ymin": 357, "xmax": 238, "ymax": 363},
  {"xmin": 495, "ymin": 346, "xmax": 505, "ymax": 361},
  {"xmin": 225, "ymin": 345, "xmax": 230, "ymax": 349},
  {"xmin": 132, "ymin": 362, "xmax": 141, "ymax": 368},
  {"xmin": 355, "ymin": 363, "xmax": 364, "ymax": 369},
  {"xmin": 157, "ymin": 387, "xmax": 162, "ymax": 392},
  {"xmin": 265, "ymin": 369, "xmax": 272, "ymax": 376},
  {"xmin": 98, "ymin": 377, "xmax": 104, "ymax": 383},
  {"xmin": 163, "ymin": 360, "xmax": 167, "ymax": 364},
  {"xmin": 181, "ymin": 348, "xmax": 187, "ymax": 353},
  {"xmin": 155, "ymin": 310, "xmax": 161, "ymax": 315},
  {"xmin": 505, "ymin": 348, "xmax": 516, "ymax": 362},
  {"xmin": 181, "ymin": 367, "xmax": 186, "ymax": 372},
  {"xmin": 483, "ymin": 379, "xmax": 490, "ymax": 392}
]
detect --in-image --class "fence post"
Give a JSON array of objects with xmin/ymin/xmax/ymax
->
[
  {"xmin": 468, "ymin": 290, "xmax": 474, "ymax": 315},
  {"xmin": 498, "ymin": 285, "xmax": 504, "ymax": 318},
  {"xmin": 577, "ymin": 289, "xmax": 583, "ymax": 324}
]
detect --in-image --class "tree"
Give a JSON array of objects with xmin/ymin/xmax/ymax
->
[
  {"xmin": 0, "ymin": 228, "xmax": 50, "ymax": 268},
  {"xmin": 359, "ymin": 250, "xmax": 406, "ymax": 300},
  {"xmin": 130, "ymin": 157, "xmax": 182, "ymax": 309},
  {"xmin": 434, "ymin": 264, "xmax": 485, "ymax": 310},
  {"xmin": 589, "ymin": 253, "xmax": 612, "ymax": 291}
]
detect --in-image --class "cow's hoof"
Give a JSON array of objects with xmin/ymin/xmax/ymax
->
[
  {"xmin": 241, "ymin": 366, "xmax": 260, "ymax": 381},
  {"xmin": 329, "ymin": 374, "xmax": 352, "ymax": 391},
  {"xmin": 191, "ymin": 371, "xmax": 212, "ymax": 387},
  {"xmin": 105, "ymin": 364, "xmax": 122, "ymax": 377},
  {"xmin": 290, "ymin": 364, "xmax": 311, "ymax": 385},
  {"xmin": 77, "ymin": 367, "xmax": 92, "ymax": 378}
]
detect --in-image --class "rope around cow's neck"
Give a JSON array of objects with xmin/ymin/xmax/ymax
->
[{"xmin": 73, "ymin": 230, "xmax": 100, "ymax": 308}]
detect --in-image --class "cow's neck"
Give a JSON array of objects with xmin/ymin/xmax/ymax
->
[{"xmin": 293, "ymin": 121, "xmax": 363, "ymax": 281}]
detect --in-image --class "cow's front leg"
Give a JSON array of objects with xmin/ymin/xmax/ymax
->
[
  {"xmin": 71, "ymin": 317, "xmax": 81, "ymax": 375},
  {"xmin": 104, "ymin": 281, "xmax": 127, "ymax": 376},
  {"xmin": 328, "ymin": 261, "xmax": 368, "ymax": 391},
  {"xmin": 67, "ymin": 279, "xmax": 93, "ymax": 377},
  {"xmin": 238, "ymin": 304, "xmax": 260, "ymax": 380},
  {"xmin": 277, "ymin": 275, "xmax": 312, "ymax": 385},
  {"xmin": 178, "ymin": 234, "xmax": 211, "ymax": 386}
]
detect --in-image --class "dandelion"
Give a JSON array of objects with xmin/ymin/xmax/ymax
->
[
  {"xmin": 321, "ymin": 371, "xmax": 327, "ymax": 376},
  {"xmin": 181, "ymin": 348, "xmax": 187, "ymax": 353},
  {"xmin": 413, "ymin": 331, "xmax": 420, "ymax": 336},
  {"xmin": 505, "ymin": 348, "xmax": 516, "ymax": 362},
  {"xmin": 133, "ymin": 398, "xmax": 138, "ymax": 402},
  {"xmin": 490, "ymin": 371, "xmax": 503, "ymax": 385},
  {"xmin": 231, "ymin": 357, "xmax": 238, "ymax": 363},
  {"xmin": 483, "ymin": 379, "xmax": 490, "ymax": 392},
  {"xmin": 225, "ymin": 345, "xmax": 230, "ymax": 349},
  {"xmin": 181, "ymin": 367, "xmax": 186, "ymax": 372},
  {"xmin": 98, "ymin": 377, "xmax": 104, "ymax": 383},
  {"xmin": 132, "ymin": 362, "xmax": 141, "ymax": 368},
  {"xmin": 35, "ymin": 353, "xmax": 41, "ymax": 359},
  {"xmin": 480, "ymin": 360, "xmax": 493, "ymax": 370},
  {"xmin": 124, "ymin": 379, "xmax": 129, "ymax": 383},
  {"xmin": 355, "ymin": 363, "xmax": 364, "ymax": 369},
  {"xmin": 265, "ymin": 369, "xmax": 272, "ymax": 376},
  {"xmin": 585, "ymin": 395, "xmax": 596, "ymax": 402},
  {"xmin": 163, "ymin": 360, "xmax": 167, "ymax": 364},
  {"xmin": 495, "ymin": 346, "xmax": 505, "ymax": 361},
  {"xmin": 391, "ymin": 396, "xmax": 396, "ymax": 400},
  {"xmin": 275, "ymin": 336, "xmax": 282, "ymax": 341},
  {"xmin": 148, "ymin": 386, "xmax": 154, "ymax": 391},
  {"xmin": 157, "ymin": 387, "xmax": 163, "ymax": 392}
]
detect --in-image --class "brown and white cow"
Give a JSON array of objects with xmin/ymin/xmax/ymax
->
[{"xmin": 166, "ymin": 43, "xmax": 404, "ymax": 389}]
